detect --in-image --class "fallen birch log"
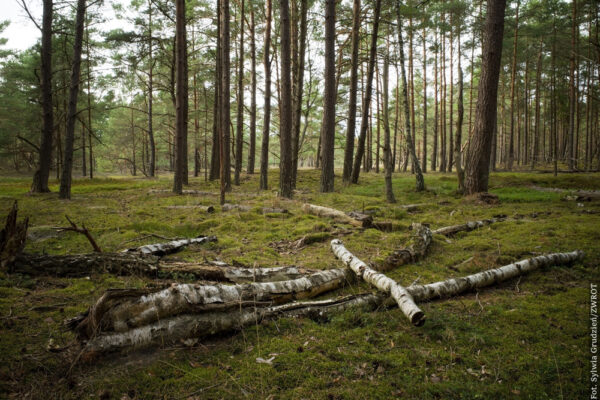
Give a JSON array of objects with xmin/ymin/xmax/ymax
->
[
  {"xmin": 302, "ymin": 204, "xmax": 372, "ymax": 228},
  {"xmin": 148, "ymin": 189, "xmax": 218, "ymax": 196},
  {"xmin": 71, "ymin": 268, "xmax": 352, "ymax": 339},
  {"xmin": 330, "ymin": 239, "xmax": 425, "ymax": 326},
  {"xmin": 406, "ymin": 250, "xmax": 584, "ymax": 301},
  {"xmin": 222, "ymin": 203, "xmax": 253, "ymax": 212},
  {"xmin": 121, "ymin": 236, "xmax": 217, "ymax": 256},
  {"xmin": 73, "ymin": 250, "xmax": 584, "ymax": 354},
  {"xmin": 160, "ymin": 263, "xmax": 318, "ymax": 283},
  {"xmin": 80, "ymin": 293, "xmax": 383, "ymax": 354},
  {"xmin": 381, "ymin": 223, "xmax": 432, "ymax": 270},
  {"xmin": 432, "ymin": 218, "xmax": 504, "ymax": 237}
]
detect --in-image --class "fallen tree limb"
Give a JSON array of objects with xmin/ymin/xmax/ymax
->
[
  {"xmin": 121, "ymin": 236, "xmax": 217, "ymax": 256},
  {"xmin": 159, "ymin": 263, "xmax": 318, "ymax": 283},
  {"xmin": 222, "ymin": 203, "xmax": 252, "ymax": 212},
  {"xmin": 302, "ymin": 204, "xmax": 372, "ymax": 228},
  {"xmin": 0, "ymin": 201, "xmax": 28, "ymax": 268},
  {"xmin": 330, "ymin": 239, "xmax": 425, "ymax": 326},
  {"xmin": 55, "ymin": 215, "xmax": 102, "ymax": 253},
  {"xmin": 148, "ymin": 189, "xmax": 218, "ymax": 196},
  {"xmin": 432, "ymin": 218, "xmax": 504, "ymax": 237},
  {"xmin": 71, "ymin": 268, "xmax": 352, "ymax": 339},
  {"xmin": 381, "ymin": 223, "xmax": 432, "ymax": 270}
]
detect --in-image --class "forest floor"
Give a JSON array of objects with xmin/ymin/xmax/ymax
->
[{"xmin": 0, "ymin": 169, "xmax": 598, "ymax": 399}]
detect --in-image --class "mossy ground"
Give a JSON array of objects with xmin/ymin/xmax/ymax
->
[{"xmin": 0, "ymin": 170, "xmax": 598, "ymax": 399}]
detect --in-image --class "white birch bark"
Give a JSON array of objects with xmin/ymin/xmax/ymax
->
[
  {"xmin": 302, "ymin": 204, "xmax": 372, "ymax": 227},
  {"xmin": 330, "ymin": 239, "xmax": 425, "ymax": 326},
  {"xmin": 121, "ymin": 236, "xmax": 217, "ymax": 256},
  {"xmin": 432, "ymin": 218, "xmax": 504, "ymax": 236}
]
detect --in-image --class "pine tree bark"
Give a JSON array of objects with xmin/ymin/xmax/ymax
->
[
  {"xmin": 247, "ymin": 9, "xmax": 257, "ymax": 174},
  {"xmin": 220, "ymin": 0, "xmax": 232, "ymax": 202},
  {"xmin": 291, "ymin": 0, "xmax": 308, "ymax": 187},
  {"xmin": 395, "ymin": 0, "xmax": 425, "ymax": 191},
  {"xmin": 383, "ymin": 50, "xmax": 395, "ymax": 203},
  {"xmin": 568, "ymin": 0, "xmax": 577, "ymax": 170},
  {"xmin": 343, "ymin": 0, "xmax": 361, "ymax": 182},
  {"xmin": 463, "ymin": 0, "xmax": 507, "ymax": 194},
  {"xmin": 210, "ymin": 0, "xmax": 221, "ymax": 181},
  {"xmin": 59, "ymin": 0, "xmax": 86, "ymax": 199},
  {"xmin": 350, "ymin": 0, "xmax": 381, "ymax": 184},
  {"xmin": 455, "ymin": 46, "xmax": 464, "ymax": 192},
  {"xmin": 147, "ymin": 0, "xmax": 155, "ymax": 177},
  {"xmin": 507, "ymin": 0, "xmax": 519, "ymax": 171},
  {"xmin": 260, "ymin": 0, "xmax": 272, "ymax": 190},
  {"xmin": 422, "ymin": 26, "xmax": 427, "ymax": 173},
  {"xmin": 279, "ymin": 0, "xmax": 293, "ymax": 198},
  {"xmin": 173, "ymin": 0, "xmax": 188, "ymax": 194},
  {"xmin": 234, "ymin": 0, "xmax": 244, "ymax": 186},
  {"xmin": 31, "ymin": 0, "xmax": 53, "ymax": 193},
  {"xmin": 320, "ymin": 0, "xmax": 336, "ymax": 193}
]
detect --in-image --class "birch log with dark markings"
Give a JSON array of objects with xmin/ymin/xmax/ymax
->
[
  {"xmin": 121, "ymin": 236, "xmax": 217, "ymax": 256},
  {"xmin": 302, "ymin": 204, "xmax": 372, "ymax": 228},
  {"xmin": 432, "ymin": 218, "xmax": 503, "ymax": 236},
  {"xmin": 331, "ymin": 239, "xmax": 425, "ymax": 326},
  {"xmin": 382, "ymin": 223, "xmax": 432, "ymax": 270},
  {"xmin": 73, "ymin": 250, "xmax": 583, "ymax": 354},
  {"xmin": 72, "ymin": 268, "xmax": 352, "ymax": 339}
]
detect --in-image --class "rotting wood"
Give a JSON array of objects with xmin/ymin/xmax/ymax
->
[
  {"xmin": 302, "ymin": 203, "xmax": 372, "ymax": 228},
  {"xmin": 121, "ymin": 236, "xmax": 217, "ymax": 256},
  {"xmin": 381, "ymin": 223, "xmax": 432, "ymax": 270},
  {"xmin": 432, "ymin": 218, "xmax": 504, "ymax": 236},
  {"xmin": 330, "ymin": 239, "xmax": 425, "ymax": 326},
  {"xmin": 0, "ymin": 201, "xmax": 29, "ymax": 268},
  {"xmin": 71, "ymin": 268, "xmax": 352, "ymax": 339}
]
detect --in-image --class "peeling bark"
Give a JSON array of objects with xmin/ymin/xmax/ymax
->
[
  {"xmin": 72, "ymin": 268, "xmax": 352, "ymax": 339},
  {"xmin": 382, "ymin": 223, "xmax": 432, "ymax": 270},
  {"xmin": 331, "ymin": 239, "xmax": 425, "ymax": 326},
  {"xmin": 432, "ymin": 218, "xmax": 504, "ymax": 237}
]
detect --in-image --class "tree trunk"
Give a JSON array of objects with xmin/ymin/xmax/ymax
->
[
  {"xmin": 173, "ymin": 0, "xmax": 188, "ymax": 194},
  {"xmin": 463, "ymin": 0, "xmax": 507, "ymax": 195},
  {"xmin": 350, "ymin": 0, "xmax": 381, "ymax": 184},
  {"xmin": 220, "ymin": 0, "xmax": 232, "ymax": 202},
  {"xmin": 59, "ymin": 0, "xmax": 86, "ymax": 200},
  {"xmin": 291, "ymin": 0, "xmax": 308, "ymax": 187},
  {"xmin": 383, "ymin": 49, "xmax": 395, "ymax": 203},
  {"xmin": 432, "ymin": 28, "xmax": 438, "ymax": 171},
  {"xmin": 568, "ymin": 0, "xmax": 577, "ymax": 170},
  {"xmin": 320, "ymin": 0, "xmax": 336, "ymax": 193},
  {"xmin": 508, "ymin": 0, "xmax": 519, "ymax": 171},
  {"xmin": 455, "ymin": 33, "xmax": 464, "ymax": 192},
  {"xmin": 395, "ymin": 0, "xmax": 425, "ymax": 191},
  {"xmin": 210, "ymin": 0, "xmax": 221, "ymax": 181},
  {"xmin": 260, "ymin": 0, "xmax": 272, "ymax": 190},
  {"xmin": 422, "ymin": 26, "xmax": 427, "ymax": 173},
  {"xmin": 147, "ymin": 0, "xmax": 155, "ymax": 177},
  {"xmin": 247, "ymin": 9, "xmax": 257, "ymax": 174},
  {"xmin": 279, "ymin": 0, "xmax": 293, "ymax": 198},
  {"xmin": 343, "ymin": 0, "xmax": 361, "ymax": 182},
  {"xmin": 31, "ymin": 0, "xmax": 53, "ymax": 193},
  {"xmin": 234, "ymin": 0, "xmax": 244, "ymax": 185}
]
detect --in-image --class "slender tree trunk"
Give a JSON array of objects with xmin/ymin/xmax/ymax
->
[
  {"xmin": 507, "ymin": 0, "xmax": 519, "ymax": 171},
  {"xmin": 383, "ymin": 50, "xmax": 396, "ymax": 203},
  {"xmin": 59, "ymin": 0, "xmax": 86, "ymax": 199},
  {"xmin": 422, "ymin": 26, "xmax": 427, "ymax": 173},
  {"xmin": 448, "ymin": 11, "xmax": 454, "ymax": 172},
  {"xmin": 343, "ymin": 0, "xmax": 361, "ymax": 182},
  {"xmin": 32, "ymin": 0, "xmax": 53, "ymax": 193},
  {"xmin": 260, "ymin": 0, "xmax": 272, "ymax": 190},
  {"xmin": 234, "ymin": 0, "xmax": 244, "ymax": 185},
  {"xmin": 568, "ymin": 0, "xmax": 577, "ymax": 170},
  {"xmin": 375, "ymin": 65, "xmax": 381, "ymax": 173},
  {"xmin": 351, "ymin": 0, "xmax": 381, "ymax": 184},
  {"xmin": 81, "ymin": 120, "xmax": 86, "ymax": 176},
  {"xmin": 173, "ymin": 0, "xmax": 188, "ymax": 194},
  {"xmin": 395, "ymin": 0, "xmax": 424, "ymax": 191},
  {"xmin": 432, "ymin": 29, "xmax": 438, "ymax": 172},
  {"xmin": 194, "ymin": 69, "xmax": 200, "ymax": 178},
  {"xmin": 523, "ymin": 51, "xmax": 529, "ymax": 166},
  {"xmin": 131, "ymin": 108, "xmax": 137, "ymax": 176},
  {"xmin": 247, "ymin": 9, "xmax": 257, "ymax": 174},
  {"xmin": 408, "ymin": 12, "xmax": 415, "ymax": 173},
  {"xmin": 291, "ymin": 0, "xmax": 308, "ymax": 187},
  {"xmin": 463, "ymin": 0, "xmax": 507, "ymax": 194},
  {"xmin": 210, "ymin": 0, "xmax": 221, "ymax": 181},
  {"xmin": 320, "ymin": 0, "xmax": 336, "ymax": 192},
  {"xmin": 440, "ymin": 20, "xmax": 447, "ymax": 172},
  {"xmin": 220, "ymin": 0, "xmax": 232, "ymax": 200},
  {"xmin": 455, "ymin": 45, "xmax": 464, "ymax": 192},
  {"xmin": 279, "ymin": 0, "xmax": 293, "ymax": 198},
  {"xmin": 147, "ymin": 0, "xmax": 155, "ymax": 177}
]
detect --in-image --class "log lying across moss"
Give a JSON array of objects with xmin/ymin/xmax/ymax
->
[
  {"xmin": 121, "ymin": 236, "xmax": 217, "ymax": 256},
  {"xmin": 331, "ymin": 239, "xmax": 425, "ymax": 326},
  {"xmin": 302, "ymin": 203, "xmax": 373, "ymax": 228},
  {"xmin": 432, "ymin": 218, "xmax": 504, "ymax": 237},
  {"xmin": 70, "ymin": 250, "xmax": 583, "ymax": 354},
  {"xmin": 381, "ymin": 223, "xmax": 432, "ymax": 270}
]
